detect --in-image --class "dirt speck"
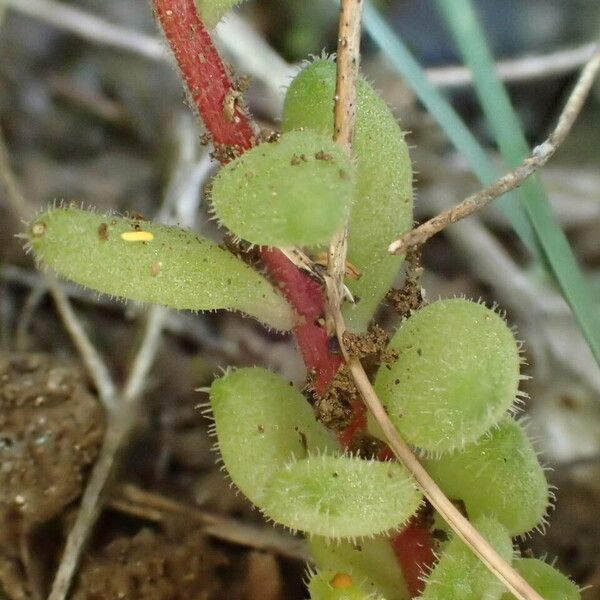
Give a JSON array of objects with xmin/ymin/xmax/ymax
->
[
  {"xmin": 290, "ymin": 154, "xmax": 307, "ymax": 166},
  {"xmin": 97, "ymin": 222, "xmax": 109, "ymax": 241},
  {"xmin": 149, "ymin": 261, "xmax": 162, "ymax": 277},
  {"xmin": 314, "ymin": 150, "xmax": 332, "ymax": 161},
  {"xmin": 222, "ymin": 89, "xmax": 242, "ymax": 123},
  {"xmin": 314, "ymin": 366, "xmax": 358, "ymax": 431}
]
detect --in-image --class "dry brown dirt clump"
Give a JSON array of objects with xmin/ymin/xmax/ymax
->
[
  {"xmin": 0, "ymin": 353, "xmax": 105, "ymax": 552},
  {"xmin": 71, "ymin": 528, "xmax": 225, "ymax": 600}
]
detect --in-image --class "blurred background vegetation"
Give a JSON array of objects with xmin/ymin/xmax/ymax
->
[{"xmin": 0, "ymin": 1, "xmax": 599, "ymax": 598}]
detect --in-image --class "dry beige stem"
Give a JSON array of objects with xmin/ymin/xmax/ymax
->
[
  {"xmin": 327, "ymin": 0, "xmax": 363, "ymax": 311},
  {"xmin": 324, "ymin": 276, "xmax": 544, "ymax": 600},
  {"xmin": 388, "ymin": 44, "xmax": 600, "ymax": 255},
  {"xmin": 324, "ymin": 2, "xmax": 553, "ymax": 599}
]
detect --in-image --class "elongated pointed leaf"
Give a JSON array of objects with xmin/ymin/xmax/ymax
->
[{"xmin": 26, "ymin": 207, "xmax": 295, "ymax": 331}]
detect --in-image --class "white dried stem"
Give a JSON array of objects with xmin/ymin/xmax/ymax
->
[
  {"xmin": 48, "ymin": 279, "xmax": 119, "ymax": 411},
  {"xmin": 388, "ymin": 44, "xmax": 600, "ymax": 255},
  {"xmin": 323, "ymin": 277, "xmax": 544, "ymax": 600},
  {"xmin": 427, "ymin": 42, "xmax": 597, "ymax": 88},
  {"xmin": 328, "ymin": 0, "xmax": 363, "ymax": 313}
]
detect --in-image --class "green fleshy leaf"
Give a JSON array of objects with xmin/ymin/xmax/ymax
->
[
  {"xmin": 373, "ymin": 299, "xmax": 520, "ymax": 453},
  {"xmin": 26, "ymin": 207, "xmax": 294, "ymax": 331},
  {"xmin": 420, "ymin": 516, "xmax": 513, "ymax": 600},
  {"xmin": 424, "ymin": 420, "xmax": 549, "ymax": 535},
  {"xmin": 261, "ymin": 453, "xmax": 422, "ymax": 539},
  {"xmin": 310, "ymin": 536, "xmax": 410, "ymax": 600},
  {"xmin": 211, "ymin": 129, "xmax": 355, "ymax": 247},
  {"xmin": 308, "ymin": 569, "xmax": 383, "ymax": 600},
  {"xmin": 283, "ymin": 59, "xmax": 413, "ymax": 331},
  {"xmin": 209, "ymin": 367, "xmax": 336, "ymax": 507},
  {"xmin": 500, "ymin": 559, "xmax": 581, "ymax": 600}
]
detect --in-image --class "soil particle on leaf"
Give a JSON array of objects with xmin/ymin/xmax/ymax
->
[
  {"xmin": 0, "ymin": 353, "xmax": 105, "ymax": 553},
  {"xmin": 386, "ymin": 247, "xmax": 424, "ymax": 319},
  {"xmin": 346, "ymin": 432, "xmax": 387, "ymax": 459},
  {"xmin": 314, "ymin": 366, "xmax": 358, "ymax": 431},
  {"xmin": 314, "ymin": 150, "xmax": 332, "ymax": 161},
  {"xmin": 343, "ymin": 326, "xmax": 398, "ymax": 368},
  {"xmin": 97, "ymin": 222, "xmax": 109, "ymax": 241},
  {"xmin": 72, "ymin": 527, "xmax": 226, "ymax": 600},
  {"xmin": 258, "ymin": 129, "xmax": 280, "ymax": 144}
]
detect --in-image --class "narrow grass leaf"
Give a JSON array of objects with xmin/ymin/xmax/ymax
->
[{"xmin": 437, "ymin": 0, "xmax": 600, "ymax": 365}]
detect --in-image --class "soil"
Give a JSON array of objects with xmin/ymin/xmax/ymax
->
[
  {"xmin": 0, "ymin": 353, "xmax": 105, "ymax": 554},
  {"xmin": 71, "ymin": 527, "xmax": 225, "ymax": 600},
  {"xmin": 313, "ymin": 366, "xmax": 358, "ymax": 431},
  {"xmin": 385, "ymin": 247, "xmax": 424, "ymax": 319}
]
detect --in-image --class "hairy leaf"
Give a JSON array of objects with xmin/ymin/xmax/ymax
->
[
  {"xmin": 283, "ymin": 59, "xmax": 413, "ymax": 331},
  {"xmin": 210, "ymin": 367, "xmax": 336, "ymax": 506},
  {"xmin": 211, "ymin": 130, "xmax": 355, "ymax": 247},
  {"xmin": 425, "ymin": 420, "xmax": 549, "ymax": 535},
  {"xmin": 26, "ymin": 207, "xmax": 294, "ymax": 330},
  {"xmin": 373, "ymin": 299, "xmax": 520, "ymax": 453}
]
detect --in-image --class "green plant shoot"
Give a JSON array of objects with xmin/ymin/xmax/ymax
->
[
  {"xmin": 26, "ymin": 207, "xmax": 295, "ymax": 331},
  {"xmin": 282, "ymin": 59, "xmax": 413, "ymax": 331},
  {"xmin": 210, "ymin": 130, "xmax": 355, "ymax": 247}
]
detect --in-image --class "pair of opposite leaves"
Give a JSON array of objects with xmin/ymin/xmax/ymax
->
[{"xmin": 28, "ymin": 60, "xmax": 412, "ymax": 333}]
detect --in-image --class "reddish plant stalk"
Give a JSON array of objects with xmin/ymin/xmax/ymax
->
[
  {"xmin": 153, "ymin": 0, "xmax": 255, "ymax": 157},
  {"xmin": 153, "ymin": 0, "xmax": 435, "ymax": 589},
  {"xmin": 391, "ymin": 516, "xmax": 437, "ymax": 597},
  {"xmin": 153, "ymin": 0, "xmax": 342, "ymax": 392},
  {"xmin": 260, "ymin": 248, "xmax": 342, "ymax": 395}
]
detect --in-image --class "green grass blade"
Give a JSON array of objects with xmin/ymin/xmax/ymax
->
[
  {"xmin": 437, "ymin": 0, "xmax": 600, "ymax": 365},
  {"xmin": 361, "ymin": 0, "xmax": 539, "ymax": 254}
]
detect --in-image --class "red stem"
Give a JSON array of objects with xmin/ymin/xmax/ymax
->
[
  {"xmin": 391, "ymin": 516, "xmax": 437, "ymax": 597},
  {"xmin": 153, "ymin": 0, "xmax": 342, "ymax": 394},
  {"xmin": 153, "ymin": 0, "xmax": 255, "ymax": 157},
  {"xmin": 153, "ymin": 0, "xmax": 434, "ymax": 591},
  {"xmin": 260, "ymin": 248, "xmax": 342, "ymax": 395}
]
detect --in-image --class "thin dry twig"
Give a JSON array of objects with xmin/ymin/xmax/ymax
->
[
  {"xmin": 327, "ymin": 0, "xmax": 363, "ymax": 312},
  {"xmin": 427, "ymin": 41, "xmax": 597, "ymax": 88},
  {"xmin": 388, "ymin": 44, "xmax": 600, "ymax": 255},
  {"xmin": 325, "ymin": 3, "xmax": 543, "ymax": 599},
  {"xmin": 0, "ymin": 125, "xmax": 33, "ymax": 218},
  {"xmin": 47, "ymin": 279, "xmax": 119, "ymax": 411},
  {"xmin": 109, "ymin": 484, "xmax": 310, "ymax": 562},
  {"xmin": 122, "ymin": 306, "xmax": 169, "ymax": 403},
  {"xmin": 15, "ymin": 282, "xmax": 47, "ymax": 351},
  {"xmin": 332, "ymin": 0, "xmax": 362, "ymax": 152}
]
